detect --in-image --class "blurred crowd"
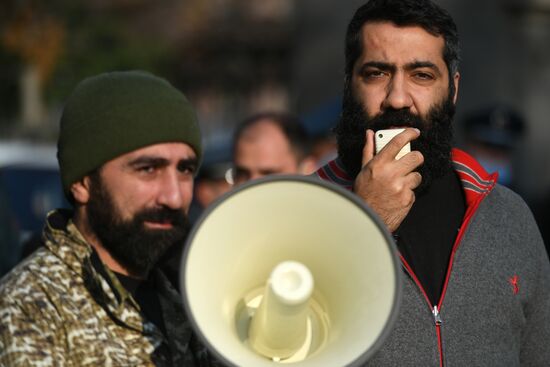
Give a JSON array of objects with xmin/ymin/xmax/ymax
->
[{"xmin": 2, "ymin": 101, "xmax": 549, "ymax": 279}]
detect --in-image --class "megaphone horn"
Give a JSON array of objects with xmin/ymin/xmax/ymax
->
[{"xmin": 180, "ymin": 176, "xmax": 402, "ymax": 367}]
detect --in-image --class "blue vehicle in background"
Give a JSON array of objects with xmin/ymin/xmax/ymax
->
[{"xmin": 0, "ymin": 141, "xmax": 69, "ymax": 276}]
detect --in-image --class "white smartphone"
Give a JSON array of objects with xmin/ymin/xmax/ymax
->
[{"xmin": 374, "ymin": 128, "xmax": 411, "ymax": 160}]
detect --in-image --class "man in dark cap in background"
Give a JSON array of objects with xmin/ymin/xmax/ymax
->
[
  {"xmin": 192, "ymin": 153, "xmax": 233, "ymax": 221},
  {"xmin": 0, "ymin": 71, "xmax": 216, "ymax": 366},
  {"xmin": 461, "ymin": 106, "xmax": 550, "ymax": 260},
  {"xmin": 461, "ymin": 104, "xmax": 526, "ymax": 189}
]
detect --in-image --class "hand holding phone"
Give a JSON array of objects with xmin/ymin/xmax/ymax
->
[{"xmin": 374, "ymin": 128, "xmax": 411, "ymax": 160}]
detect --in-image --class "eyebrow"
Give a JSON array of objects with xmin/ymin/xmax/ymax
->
[
  {"xmin": 177, "ymin": 158, "xmax": 199, "ymax": 170},
  {"xmin": 233, "ymin": 165, "xmax": 280, "ymax": 176},
  {"xmin": 405, "ymin": 61, "xmax": 442, "ymax": 76},
  {"xmin": 128, "ymin": 156, "xmax": 198, "ymax": 168},
  {"xmin": 359, "ymin": 61, "xmax": 396, "ymax": 74},
  {"xmin": 128, "ymin": 156, "xmax": 169, "ymax": 168},
  {"xmin": 359, "ymin": 60, "xmax": 442, "ymax": 76}
]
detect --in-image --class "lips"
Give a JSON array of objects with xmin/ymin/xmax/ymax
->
[{"xmin": 144, "ymin": 220, "xmax": 174, "ymax": 230}]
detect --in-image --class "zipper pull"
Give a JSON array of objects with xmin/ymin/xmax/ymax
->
[{"xmin": 432, "ymin": 305, "xmax": 442, "ymax": 325}]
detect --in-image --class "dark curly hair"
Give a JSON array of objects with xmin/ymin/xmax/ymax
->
[{"xmin": 345, "ymin": 0, "xmax": 460, "ymax": 95}]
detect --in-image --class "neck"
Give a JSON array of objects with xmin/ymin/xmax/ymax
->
[{"xmin": 73, "ymin": 207, "xmax": 142, "ymax": 279}]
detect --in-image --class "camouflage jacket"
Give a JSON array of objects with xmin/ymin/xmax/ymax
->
[{"xmin": 0, "ymin": 210, "xmax": 213, "ymax": 366}]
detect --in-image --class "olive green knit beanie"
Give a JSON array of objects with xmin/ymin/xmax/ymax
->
[{"xmin": 57, "ymin": 70, "xmax": 202, "ymax": 200}]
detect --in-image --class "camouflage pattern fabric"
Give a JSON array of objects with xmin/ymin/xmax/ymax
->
[{"xmin": 0, "ymin": 210, "xmax": 215, "ymax": 366}]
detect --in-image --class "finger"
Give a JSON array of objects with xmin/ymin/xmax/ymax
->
[
  {"xmin": 361, "ymin": 129, "xmax": 375, "ymax": 167},
  {"xmin": 379, "ymin": 128, "xmax": 420, "ymax": 160},
  {"xmin": 396, "ymin": 150, "xmax": 424, "ymax": 174},
  {"xmin": 405, "ymin": 171, "xmax": 422, "ymax": 190}
]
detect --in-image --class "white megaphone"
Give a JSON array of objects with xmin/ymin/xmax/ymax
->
[{"xmin": 180, "ymin": 176, "xmax": 402, "ymax": 366}]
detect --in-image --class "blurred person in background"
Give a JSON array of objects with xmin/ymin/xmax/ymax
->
[
  {"xmin": 231, "ymin": 112, "xmax": 317, "ymax": 185},
  {"xmin": 316, "ymin": 0, "xmax": 550, "ymax": 365},
  {"xmin": 187, "ymin": 146, "xmax": 234, "ymax": 224},
  {"xmin": 459, "ymin": 106, "xmax": 550, "ymax": 259},
  {"xmin": 461, "ymin": 104, "xmax": 526, "ymax": 190},
  {"xmin": 193, "ymin": 159, "xmax": 233, "ymax": 214},
  {"xmin": 0, "ymin": 71, "xmax": 218, "ymax": 366},
  {"xmin": 309, "ymin": 130, "xmax": 338, "ymax": 169}
]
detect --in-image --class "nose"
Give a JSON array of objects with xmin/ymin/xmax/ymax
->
[
  {"xmin": 157, "ymin": 171, "xmax": 184, "ymax": 210},
  {"xmin": 382, "ymin": 73, "xmax": 413, "ymax": 110}
]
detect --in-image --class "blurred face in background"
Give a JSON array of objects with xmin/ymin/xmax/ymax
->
[
  {"xmin": 195, "ymin": 176, "xmax": 232, "ymax": 208},
  {"xmin": 232, "ymin": 119, "xmax": 315, "ymax": 184}
]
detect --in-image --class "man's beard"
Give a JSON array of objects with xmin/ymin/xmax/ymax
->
[
  {"xmin": 334, "ymin": 86, "xmax": 456, "ymax": 193},
  {"xmin": 86, "ymin": 173, "xmax": 190, "ymax": 278}
]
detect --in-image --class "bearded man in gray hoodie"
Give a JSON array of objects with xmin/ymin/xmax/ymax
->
[{"xmin": 316, "ymin": 0, "xmax": 550, "ymax": 365}]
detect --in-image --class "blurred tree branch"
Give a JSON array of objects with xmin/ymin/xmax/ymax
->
[
  {"xmin": 2, "ymin": 4, "xmax": 65, "ymax": 84},
  {"xmin": 1, "ymin": 1, "xmax": 65, "ymax": 128}
]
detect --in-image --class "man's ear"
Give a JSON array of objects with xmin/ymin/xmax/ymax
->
[
  {"xmin": 452, "ymin": 72, "xmax": 460, "ymax": 105},
  {"xmin": 70, "ymin": 176, "xmax": 92, "ymax": 205}
]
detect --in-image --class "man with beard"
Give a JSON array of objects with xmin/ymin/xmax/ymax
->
[
  {"xmin": 317, "ymin": 0, "xmax": 550, "ymax": 365},
  {"xmin": 0, "ymin": 71, "xmax": 218, "ymax": 366}
]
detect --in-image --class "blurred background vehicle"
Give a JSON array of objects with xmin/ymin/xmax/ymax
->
[{"xmin": 0, "ymin": 141, "xmax": 69, "ymax": 276}]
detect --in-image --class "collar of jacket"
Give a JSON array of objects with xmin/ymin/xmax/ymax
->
[
  {"xmin": 314, "ymin": 148, "xmax": 499, "ymax": 208},
  {"xmin": 42, "ymin": 209, "xmax": 143, "ymax": 330}
]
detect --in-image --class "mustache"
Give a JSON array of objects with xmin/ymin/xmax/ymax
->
[
  {"xmin": 367, "ymin": 108, "xmax": 424, "ymax": 132},
  {"xmin": 133, "ymin": 207, "xmax": 187, "ymax": 228},
  {"xmin": 335, "ymin": 86, "xmax": 455, "ymax": 184}
]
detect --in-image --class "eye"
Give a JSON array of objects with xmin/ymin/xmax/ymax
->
[
  {"xmin": 178, "ymin": 163, "xmax": 196, "ymax": 175},
  {"xmin": 363, "ymin": 69, "xmax": 386, "ymax": 79},
  {"xmin": 413, "ymin": 72, "xmax": 434, "ymax": 81},
  {"xmin": 138, "ymin": 165, "xmax": 156, "ymax": 174},
  {"xmin": 232, "ymin": 167, "xmax": 250, "ymax": 183}
]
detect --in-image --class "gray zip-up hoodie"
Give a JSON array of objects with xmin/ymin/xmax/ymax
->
[{"xmin": 316, "ymin": 149, "xmax": 550, "ymax": 366}]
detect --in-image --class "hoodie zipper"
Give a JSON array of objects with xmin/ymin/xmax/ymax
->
[
  {"xmin": 398, "ymin": 189, "xmax": 489, "ymax": 367},
  {"xmin": 400, "ymin": 256, "xmax": 445, "ymax": 366},
  {"xmin": 433, "ymin": 305, "xmax": 444, "ymax": 367}
]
